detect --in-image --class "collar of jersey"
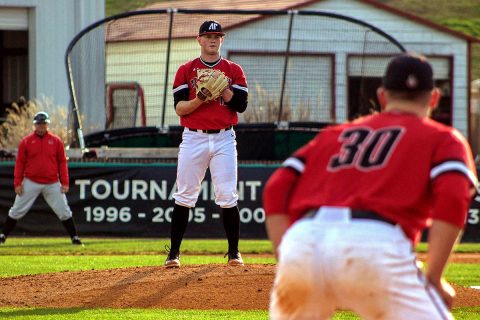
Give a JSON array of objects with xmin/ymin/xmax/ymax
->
[{"xmin": 199, "ymin": 56, "xmax": 222, "ymax": 68}]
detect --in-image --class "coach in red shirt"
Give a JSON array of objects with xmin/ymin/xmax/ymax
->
[{"xmin": 0, "ymin": 111, "xmax": 82, "ymax": 245}]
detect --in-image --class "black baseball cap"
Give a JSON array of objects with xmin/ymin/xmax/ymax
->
[
  {"xmin": 198, "ymin": 20, "xmax": 225, "ymax": 36},
  {"xmin": 382, "ymin": 53, "xmax": 434, "ymax": 92},
  {"xmin": 33, "ymin": 111, "xmax": 50, "ymax": 124}
]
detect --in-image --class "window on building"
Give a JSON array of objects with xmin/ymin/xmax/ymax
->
[
  {"xmin": 347, "ymin": 56, "xmax": 452, "ymax": 125},
  {"xmin": 0, "ymin": 30, "xmax": 28, "ymax": 120},
  {"xmin": 229, "ymin": 52, "xmax": 334, "ymax": 123}
]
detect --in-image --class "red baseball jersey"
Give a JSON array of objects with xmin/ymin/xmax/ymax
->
[
  {"xmin": 172, "ymin": 57, "xmax": 247, "ymax": 129},
  {"xmin": 14, "ymin": 131, "xmax": 69, "ymax": 187},
  {"xmin": 275, "ymin": 111, "xmax": 477, "ymax": 242}
]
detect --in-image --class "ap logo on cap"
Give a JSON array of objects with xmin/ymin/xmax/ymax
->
[{"xmin": 199, "ymin": 20, "xmax": 225, "ymax": 36}]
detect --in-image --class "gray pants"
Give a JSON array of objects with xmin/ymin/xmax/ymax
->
[{"xmin": 9, "ymin": 178, "xmax": 72, "ymax": 221}]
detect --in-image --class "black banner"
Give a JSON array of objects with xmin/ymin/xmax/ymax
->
[
  {"xmin": 0, "ymin": 163, "xmax": 273, "ymax": 239},
  {"xmin": 0, "ymin": 163, "xmax": 478, "ymax": 241}
]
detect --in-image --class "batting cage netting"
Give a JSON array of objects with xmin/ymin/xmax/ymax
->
[{"xmin": 65, "ymin": 8, "xmax": 405, "ymax": 157}]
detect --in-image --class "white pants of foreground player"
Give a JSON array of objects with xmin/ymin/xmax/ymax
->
[
  {"xmin": 8, "ymin": 178, "xmax": 72, "ymax": 221},
  {"xmin": 270, "ymin": 206, "xmax": 453, "ymax": 320}
]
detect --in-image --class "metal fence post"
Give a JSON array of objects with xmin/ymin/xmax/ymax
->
[
  {"xmin": 277, "ymin": 10, "xmax": 296, "ymax": 124},
  {"xmin": 161, "ymin": 8, "xmax": 176, "ymax": 129}
]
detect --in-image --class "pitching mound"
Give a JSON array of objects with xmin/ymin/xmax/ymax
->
[
  {"xmin": 0, "ymin": 264, "xmax": 273, "ymax": 310},
  {"xmin": 0, "ymin": 255, "xmax": 479, "ymax": 310}
]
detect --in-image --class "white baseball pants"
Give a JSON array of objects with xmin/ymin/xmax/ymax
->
[
  {"xmin": 8, "ymin": 178, "xmax": 73, "ymax": 221},
  {"xmin": 173, "ymin": 128, "xmax": 238, "ymax": 208},
  {"xmin": 270, "ymin": 206, "xmax": 453, "ymax": 320}
]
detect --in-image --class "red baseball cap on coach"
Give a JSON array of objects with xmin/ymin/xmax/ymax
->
[{"xmin": 199, "ymin": 20, "xmax": 225, "ymax": 36}]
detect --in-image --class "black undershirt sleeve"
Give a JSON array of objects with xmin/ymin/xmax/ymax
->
[
  {"xmin": 225, "ymin": 88, "xmax": 248, "ymax": 113},
  {"xmin": 173, "ymin": 88, "xmax": 189, "ymax": 109}
]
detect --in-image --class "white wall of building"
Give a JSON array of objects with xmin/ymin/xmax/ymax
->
[{"xmin": 0, "ymin": 0, "xmax": 104, "ymax": 109}]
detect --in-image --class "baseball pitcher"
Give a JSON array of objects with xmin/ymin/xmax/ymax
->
[{"xmin": 165, "ymin": 20, "xmax": 248, "ymax": 267}]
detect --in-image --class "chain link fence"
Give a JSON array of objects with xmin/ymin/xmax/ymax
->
[{"xmin": 66, "ymin": 9, "xmax": 405, "ymax": 148}]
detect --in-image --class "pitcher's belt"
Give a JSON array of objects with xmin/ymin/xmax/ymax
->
[{"xmin": 186, "ymin": 126, "xmax": 232, "ymax": 134}]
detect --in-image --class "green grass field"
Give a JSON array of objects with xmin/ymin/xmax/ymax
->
[{"xmin": 0, "ymin": 238, "xmax": 479, "ymax": 319}]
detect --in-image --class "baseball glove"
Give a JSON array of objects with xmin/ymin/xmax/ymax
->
[{"xmin": 196, "ymin": 70, "xmax": 229, "ymax": 102}]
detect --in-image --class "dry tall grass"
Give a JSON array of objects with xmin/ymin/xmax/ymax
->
[
  {"xmin": 241, "ymin": 84, "xmax": 313, "ymax": 123},
  {"xmin": 0, "ymin": 96, "xmax": 72, "ymax": 150}
]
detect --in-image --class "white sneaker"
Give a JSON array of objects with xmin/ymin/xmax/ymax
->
[
  {"xmin": 165, "ymin": 249, "xmax": 180, "ymax": 268},
  {"xmin": 226, "ymin": 251, "xmax": 244, "ymax": 266}
]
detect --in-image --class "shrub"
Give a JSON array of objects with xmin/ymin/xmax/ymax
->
[{"xmin": 0, "ymin": 96, "xmax": 72, "ymax": 150}]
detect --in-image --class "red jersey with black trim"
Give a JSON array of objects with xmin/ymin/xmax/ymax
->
[
  {"xmin": 14, "ymin": 131, "xmax": 69, "ymax": 187},
  {"xmin": 270, "ymin": 111, "xmax": 477, "ymax": 243},
  {"xmin": 173, "ymin": 57, "xmax": 247, "ymax": 129}
]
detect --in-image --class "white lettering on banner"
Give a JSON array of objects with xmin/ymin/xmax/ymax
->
[
  {"xmin": 237, "ymin": 181, "xmax": 262, "ymax": 200},
  {"xmin": 132, "ymin": 180, "xmax": 148, "ymax": 200},
  {"xmin": 152, "ymin": 207, "xmax": 174, "ymax": 223},
  {"xmin": 84, "ymin": 206, "xmax": 132, "ymax": 222},
  {"xmin": 151, "ymin": 180, "xmax": 168, "ymax": 199},
  {"xmin": 113, "ymin": 180, "xmax": 129, "ymax": 200},
  {"xmin": 469, "ymin": 209, "xmax": 479, "ymax": 224},
  {"xmin": 92, "ymin": 180, "xmax": 111, "ymax": 200},
  {"xmin": 77, "ymin": 179, "xmax": 169, "ymax": 200},
  {"xmin": 238, "ymin": 182, "xmax": 243, "ymax": 200},
  {"xmin": 152, "ymin": 207, "xmax": 206, "ymax": 223},
  {"xmin": 200, "ymin": 181, "xmax": 208, "ymax": 201},
  {"xmin": 84, "ymin": 206, "xmax": 265, "ymax": 224},
  {"xmin": 245, "ymin": 181, "xmax": 261, "ymax": 200},
  {"xmin": 240, "ymin": 207, "xmax": 265, "ymax": 223},
  {"xmin": 76, "ymin": 179, "xmax": 91, "ymax": 199},
  {"xmin": 75, "ymin": 179, "xmax": 263, "ymax": 201}
]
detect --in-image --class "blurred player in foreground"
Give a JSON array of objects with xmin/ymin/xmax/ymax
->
[{"xmin": 263, "ymin": 53, "xmax": 477, "ymax": 319}]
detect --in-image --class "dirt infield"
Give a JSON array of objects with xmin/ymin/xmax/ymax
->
[{"xmin": 0, "ymin": 254, "xmax": 479, "ymax": 310}]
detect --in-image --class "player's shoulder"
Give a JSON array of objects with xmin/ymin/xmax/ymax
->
[
  {"xmin": 22, "ymin": 132, "xmax": 37, "ymax": 142},
  {"xmin": 220, "ymin": 58, "xmax": 243, "ymax": 70},
  {"xmin": 422, "ymin": 118, "xmax": 467, "ymax": 142},
  {"xmin": 400, "ymin": 117, "xmax": 471, "ymax": 154},
  {"xmin": 322, "ymin": 113, "xmax": 377, "ymax": 133},
  {"xmin": 45, "ymin": 131, "xmax": 62, "ymax": 141},
  {"xmin": 179, "ymin": 57, "xmax": 201, "ymax": 70},
  {"xmin": 314, "ymin": 121, "xmax": 352, "ymax": 143}
]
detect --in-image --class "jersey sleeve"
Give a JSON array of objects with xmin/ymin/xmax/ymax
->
[
  {"xmin": 430, "ymin": 129, "xmax": 478, "ymax": 189},
  {"xmin": 431, "ymin": 172, "xmax": 472, "ymax": 228},
  {"xmin": 172, "ymin": 63, "xmax": 190, "ymax": 108},
  {"xmin": 225, "ymin": 63, "xmax": 248, "ymax": 113},
  {"xmin": 263, "ymin": 168, "xmax": 299, "ymax": 216},
  {"xmin": 430, "ymin": 129, "xmax": 477, "ymax": 228},
  {"xmin": 263, "ymin": 132, "xmax": 326, "ymax": 219},
  {"xmin": 281, "ymin": 132, "xmax": 323, "ymax": 175}
]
